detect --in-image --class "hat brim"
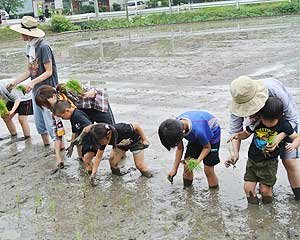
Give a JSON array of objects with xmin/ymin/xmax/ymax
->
[
  {"xmin": 10, "ymin": 24, "xmax": 45, "ymax": 38},
  {"xmin": 231, "ymin": 79, "xmax": 269, "ymax": 117}
]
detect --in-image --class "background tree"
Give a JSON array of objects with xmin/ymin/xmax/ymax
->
[{"xmin": 0, "ymin": 0, "xmax": 24, "ymax": 14}]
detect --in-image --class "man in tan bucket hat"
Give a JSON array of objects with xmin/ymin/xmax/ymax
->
[
  {"xmin": 228, "ymin": 76, "xmax": 300, "ymax": 201},
  {"xmin": 8, "ymin": 16, "xmax": 59, "ymax": 147}
]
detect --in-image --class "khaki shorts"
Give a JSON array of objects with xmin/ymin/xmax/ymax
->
[{"xmin": 244, "ymin": 158, "xmax": 278, "ymax": 187}]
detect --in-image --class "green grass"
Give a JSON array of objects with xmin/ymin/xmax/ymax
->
[{"xmin": 1, "ymin": 1, "xmax": 299, "ymax": 40}]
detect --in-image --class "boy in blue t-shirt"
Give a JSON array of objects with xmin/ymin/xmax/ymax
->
[{"xmin": 159, "ymin": 111, "xmax": 221, "ymax": 188}]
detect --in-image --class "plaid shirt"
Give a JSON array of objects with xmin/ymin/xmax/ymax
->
[{"xmin": 76, "ymin": 87, "xmax": 109, "ymax": 113}]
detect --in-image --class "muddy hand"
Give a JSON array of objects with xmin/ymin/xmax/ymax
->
[
  {"xmin": 167, "ymin": 174, "xmax": 174, "ymax": 184},
  {"xmin": 66, "ymin": 143, "xmax": 74, "ymax": 158},
  {"xmin": 89, "ymin": 174, "xmax": 96, "ymax": 186},
  {"xmin": 6, "ymin": 82, "xmax": 16, "ymax": 91}
]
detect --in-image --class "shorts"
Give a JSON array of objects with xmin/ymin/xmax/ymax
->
[
  {"xmin": 6, "ymin": 100, "xmax": 33, "ymax": 116},
  {"xmin": 279, "ymin": 123, "xmax": 299, "ymax": 160},
  {"xmin": 184, "ymin": 141, "xmax": 220, "ymax": 166},
  {"xmin": 117, "ymin": 139, "xmax": 148, "ymax": 155},
  {"xmin": 244, "ymin": 158, "xmax": 278, "ymax": 187},
  {"xmin": 80, "ymin": 104, "xmax": 115, "ymax": 125}
]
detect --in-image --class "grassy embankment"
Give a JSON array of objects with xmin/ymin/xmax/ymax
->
[{"xmin": 0, "ymin": 0, "xmax": 299, "ymax": 41}]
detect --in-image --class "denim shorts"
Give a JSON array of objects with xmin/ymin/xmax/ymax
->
[{"xmin": 32, "ymin": 96, "xmax": 55, "ymax": 139}]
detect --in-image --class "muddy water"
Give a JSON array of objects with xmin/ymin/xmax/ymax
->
[{"xmin": 1, "ymin": 15, "xmax": 300, "ymax": 240}]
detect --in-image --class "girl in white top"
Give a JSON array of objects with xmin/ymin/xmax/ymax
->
[{"xmin": 0, "ymin": 79, "xmax": 33, "ymax": 138}]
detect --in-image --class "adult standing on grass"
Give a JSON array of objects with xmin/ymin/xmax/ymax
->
[
  {"xmin": 8, "ymin": 16, "xmax": 58, "ymax": 146},
  {"xmin": 228, "ymin": 76, "xmax": 300, "ymax": 200}
]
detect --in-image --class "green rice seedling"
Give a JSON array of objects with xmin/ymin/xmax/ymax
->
[
  {"xmin": 185, "ymin": 158, "xmax": 201, "ymax": 172},
  {"xmin": 263, "ymin": 134, "xmax": 278, "ymax": 158},
  {"xmin": 16, "ymin": 85, "xmax": 26, "ymax": 95},
  {"xmin": 34, "ymin": 191, "xmax": 42, "ymax": 214},
  {"xmin": 48, "ymin": 198, "xmax": 56, "ymax": 220},
  {"xmin": 64, "ymin": 79, "xmax": 84, "ymax": 95},
  {"xmin": 0, "ymin": 99, "xmax": 8, "ymax": 118},
  {"xmin": 0, "ymin": 164, "xmax": 6, "ymax": 174},
  {"xmin": 15, "ymin": 193, "xmax": 21, "ymax": 219},
  {"xmin": 267, "ymin": 134, "xmax": 277, "ymax": 145},
  {"xmin": 75, "ymin": 231, "xmax": 83, "ymax": 240},
  {"xmin": 87, "ymin": 222, "xmax": 95, "ymax": 239}
]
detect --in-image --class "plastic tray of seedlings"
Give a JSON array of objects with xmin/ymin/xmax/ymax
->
[{"xmin": 0, "ymin": 99, "xmax": 8, "ymax": 118}]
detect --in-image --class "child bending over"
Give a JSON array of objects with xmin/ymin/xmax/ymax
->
[
  {"xmin": 53, "ymin": 100, "xmax": 94, "ymax": 173},
  {"xmin": 159, "ymin": 111, "xmax": 221, "ymax": 189},
  {"xmin": 0, "ymin": 80, "xmax": 33, "ymax": 138},
  {"xmin": 72, "ymin": 123, "xmax": 152, "ymax": 186}
]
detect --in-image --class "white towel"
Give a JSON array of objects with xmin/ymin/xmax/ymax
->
[{"xmin": 25, "ymin": 38, "xmax": 41, "ymax": 63}]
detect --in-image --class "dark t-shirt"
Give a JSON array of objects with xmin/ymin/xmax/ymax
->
[
  {"xmin": 247, "ymin": 118, "xmax": 294, "ymax": 161},
  {"xmin": 29, "ymin": 39, "xmax": 58, "ymax": 94},
  {"xmin": 99, "ymin": 123, "xmax": 140, "ymax": 150},
  {"xmin": 70, "ymin": 108, "xmax": 91, "ymax": 134}
]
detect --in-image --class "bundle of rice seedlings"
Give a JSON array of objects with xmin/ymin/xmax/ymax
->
[
  {"xmin": 267, "ymin": 134, "xmax": 277, "ymax": 145},
  {"xmin": 16, "ymin": 85, "xmax": 26, "ymax": 95},
  {"xmin": 64, "ymin": 79, "xmax": 83, "ymax": 95},
  {"xmin": 186, "ymin": 158, "xmax": 201, "ymax": 172},
  {"xmin": 0, "ymin": 99, "xmax": 8, "ymax": 118},
  {"xmin": 263, "ymin": 134, "xmax": 278, "ymax": 158}
]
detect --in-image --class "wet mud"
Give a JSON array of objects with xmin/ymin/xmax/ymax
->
[{"xmin": 0, "ymin": 16, "xmax": 300, "ymax": 239}]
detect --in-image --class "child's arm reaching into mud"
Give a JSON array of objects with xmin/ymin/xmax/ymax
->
[
  {"xmin": 168, "ymin": 140, "xmax": 184, "ymax": 183},
  {"xmin": 89, "ymin": 149, "xmax": 105, "ymax": 186},
  {"xmin": 286, "ymin": 132, "xmax": 300, "ymax": 152}
]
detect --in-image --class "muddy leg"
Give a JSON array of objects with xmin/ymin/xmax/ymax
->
[
  {"xmin": 18, "ymin": 115, "xmax": 30, "ymax": 138},
  {"xmin": 259, "ymin": 184, "xmax": 273, "ymax": 204},
  {"xmin": 282, "ymin": 158, "xmax": 300, "ymax": 198},
  {"xmin": 83, "ymin": 152, "xmax": 95, "ymax": 174},
  {"xmin": 292, "ymin": 188, "xmax": 300, "ymax": 201},
  {"xmin": 183, "ymin": 163, "xmax": 193, "ymax": 187},
  {"xmin": 244, "ymin": 181, "xmax": 259, "ymax": 204},
  {"xmin": 3, "ymin": 114, "xmax": 17, "ymax": 136},
  {"xmin": 109, "ymin": 148, "xmax": 126, "ymax": 176},
  {"xmin": 204, "ymin": 165, "xmax": 219, "ymax": 189},
  {"xmin": 133, "ymin": 150, "xmax": 152, "ymax": 178}
]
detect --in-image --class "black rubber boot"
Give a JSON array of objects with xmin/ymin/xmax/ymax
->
[
  {"xmin": 262, "ymin": 196, "xmax": 273, "ymax": 204},
  {"xmin": 140, "ymin": 170, "xmax": 153, "ymax": 178},
  {"xmin": 183, "ymin": 178, "xmax": 193, "ymax": 188},
  {"xmin": 111, "ymin": 167, "xmax": 125, "ymax": 176},
  {"xmin": 209, "ymin": 184, "xmax": 219, "ymax": 190},
  {"xmin": 292, "ymin": 188, "xmax": 300, "ymax": 201},
  {"xmin": 247, "ymin": 192, "xmax": 259, "ymax": 205}
]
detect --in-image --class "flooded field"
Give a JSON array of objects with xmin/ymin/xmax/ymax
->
[{"xmin": 1, "ymin": 15, "xmax": 300, "ymax": 240}]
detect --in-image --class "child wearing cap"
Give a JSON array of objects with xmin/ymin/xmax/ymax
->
[
  {"xmin": 0, "ymin": 79, "xmax": 33, "ymax": 139},
  {"xmin": 228, "ymin": 97, "xmax": 300, "ymax": 204},
  {"xmin": 158, "ymin": 111, "xmax": 221, "ymax": 189}
]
